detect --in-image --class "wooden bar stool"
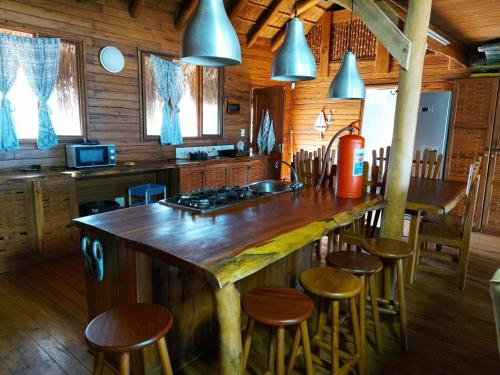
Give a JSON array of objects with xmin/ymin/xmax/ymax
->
[
  {"xmin": 300, "ymin": 267, "xmax": 364, "ymax": 375},
  {"xmin": 326, "ymin": 251, "xmax": 383, "ymax": 361},
  {"xmin": 85, "ymin": 303, "xmax": 174, "ymax": 375},
  {"xmin": 362, "ymin": 238, "xmax": 413, "ymax": 352},
  {"xmin": 241, "ymin": 286, "xmax": 314, "ymax": 375}
]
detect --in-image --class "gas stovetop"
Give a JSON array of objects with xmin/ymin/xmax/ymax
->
[{"xmin": 159, "ymin": 186, "xmax": 269, "ymax": 213}]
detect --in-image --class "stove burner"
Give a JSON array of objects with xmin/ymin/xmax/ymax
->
[{"xmin": 161, "ymin": 186, "xmax": 267, "ymax": 213}]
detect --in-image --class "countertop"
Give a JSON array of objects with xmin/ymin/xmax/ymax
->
[
  {"xmin": 73, "ymin": 187, "xmax": 384, "ymax": 287},
  {"xmin": 0, "ymin": 154, "xmax": 268, "ymax": 184}
]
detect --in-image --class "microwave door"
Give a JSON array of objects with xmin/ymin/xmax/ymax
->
[{"xmin": 76, "ymin": 146, "xmax": 109, "ymax": 167}]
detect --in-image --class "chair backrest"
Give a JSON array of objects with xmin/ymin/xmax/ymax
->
[
  {"xmin": 413, "ymin": 148, "xmax": 444, "ymax": 179},
  {"xmin": 372, "ymin": 146, "xmax": 391, "ymax": 189},
  {"xmin": 293, "ymin": 147, "xmax": 336, "ymax": 187},
  {"xmin": 461, "ymin": 157, "xmax": 482, "ymax": 243}
]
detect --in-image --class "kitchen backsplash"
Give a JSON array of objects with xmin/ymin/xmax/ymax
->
[{"xmin": 175, "ymin": 144, "xmax": 235, "ymax": 159}]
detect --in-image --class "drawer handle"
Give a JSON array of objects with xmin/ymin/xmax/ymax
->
[{"xmin": 92, "ymin": 239, "xmax": 105, "ymax": 282}]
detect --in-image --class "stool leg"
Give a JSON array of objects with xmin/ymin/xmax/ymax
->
[
  {"xmin": 396, "ymin": 259, "xmax": 408, "ymax": 352},
  {"xmin": 359, "ymin": 275, "xmax": 366, "ymax": 375},
  {"xmin": 286, "ymin": 327, "xmax": 301, "ymax": 375},
  {"xmin": 313, "ymin": 298, "xmax": 327, "ymax": 351},
  {"xmin": 276, "ymin": 327, "xmax": 285, "ymax": 375},
  {"xmin": 157, "ymin": 337, "xmax": 173, "ymax": 375},
  {"xmin": 383, "ymin": 263, "xmax": 392, "ymax": 300},
  {"xmin": 119, "ymin": 352, "xmax": 130, "ymax": 375},
  {"xmin": 331, "ymin": 300, "xmax": 340, "ymax": 375},
  {"xmin": 369, "ymin": 273, "xmax": 382, "ymax": 354},
  {"xmin": 349, "ymin": 297, "xmax": 363, "ymax": 375},
  {"xmin": 268, "ymin": 329, "xmax": 276, "ymax": 372},
  {"xmin": 241, "ymin": 319, "xmax": 255, "ymax": 373},
  {"xmin": 92, "ymin": 351, "xmax": 104, "ymax": 375},
  {"xmin": 300, "ymin": 320, "xmax": 314, "ymax": 375}
]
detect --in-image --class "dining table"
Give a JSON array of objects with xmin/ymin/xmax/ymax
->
[{"xmin": 405, "ymin": 177, "xmax": 467, "ymax": 283}]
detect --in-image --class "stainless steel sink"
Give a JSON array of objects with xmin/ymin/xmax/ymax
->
[{"xmin": 247, "ymin": 180, "xmax": 291, "ymax": 194}]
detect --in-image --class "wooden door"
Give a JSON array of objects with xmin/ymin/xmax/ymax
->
[
  {"xmin": 252, "ymin": 86, "xmax": 285, "ymax": 180},
  {"xmin": 228, "ymin": 162, "xmax": 250, "ymax": 186},
  {"xmin": 204, "ymin": 165, "xmax": 228, "ymax": 188},
  {"xmin": 179, "ymin": 167, "xmax": 205, "ymax": 193},
  {"xmin": 482, "ymin": 87, "xmax": 500, "ymax": 234},
  {"xmin": 445, "ymin": 78, "xmax": 499, "ymax": 229}
]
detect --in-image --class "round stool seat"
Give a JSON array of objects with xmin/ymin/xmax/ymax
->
[
  {"xmin": 300, "ymin": 267, "xmax": 362, "ymax": 299},
  {"xmin": 326, "ymin": 251, "xmax": 383, "ymax": 275},
  {"xmin": 85, "ymin": 303, "xmax": 173, "ymax": 352},
  {"xmin": 363, "ymin": 238, "xmax": 413, "ymax": 259},
  {"xmin": 242, "ymin": 286, "xmax": 314, "ymax": 326}
]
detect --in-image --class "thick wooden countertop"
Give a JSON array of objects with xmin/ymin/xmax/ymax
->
[
  {"xmin": 0, "ymin": 154, "xmax": 268, "ymax": 184},
  {"xmin": 73, "ymin": 187, "xmax": 384, "ymax": 287}
]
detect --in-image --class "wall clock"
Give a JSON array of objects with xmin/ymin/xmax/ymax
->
[{"xmin": 99, "ymin": 46, "xmax": 125, "ymax": 73}]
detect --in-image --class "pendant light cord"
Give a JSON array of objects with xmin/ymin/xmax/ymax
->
[
  {"xmin": 348, "ymin": 0, "xmax": 354, "ymax": 51},
  {"xmin": 294, "ymin": 0, "xmax": 298, "ymax": 18}
]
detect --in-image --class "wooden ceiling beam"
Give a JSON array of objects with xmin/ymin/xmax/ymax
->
[
  {"xmin": 332, "ymin": 0, "xmax": 412, "ymax": 70},
  {"xmin": 129, "ymin": 0, "xmax": 147, "ymax": 18},
  {"xmin": 175, "ymin": 0, "xmax": 199, "ymax": 30},
  {"xmin": 246, "ymin": 0, "xmax": 288, "ymax": 48},
  {"xmin": 383, "ymin": 0, "xmax": 468, "ymax": 67},
  {"xmin": 270, "ymin": 0, "xmax": 322, "ymax": 52},
  {"xmin": 229, "ymin": 0, "xmax": 249, "ymax": 23}
]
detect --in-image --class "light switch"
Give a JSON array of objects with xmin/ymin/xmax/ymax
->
[{"xmin": 240, "ymin": 128, "xmax": 246, "ymax": 137}]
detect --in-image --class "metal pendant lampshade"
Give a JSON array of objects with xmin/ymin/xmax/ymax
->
[
  {"xmin": 328, "ymin": 51, "xmax": 365, "ymax": 99},
  {"xmin": 271, "ymin": 17, "xmax": 316, "ymax": 82},
  {"xmin": 181, "ymin": 0, "xmax": 241, "ymax": 67}
]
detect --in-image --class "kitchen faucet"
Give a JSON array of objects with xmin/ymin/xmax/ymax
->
[{"xmin": 275, "ymin": 161, "xmax": 304, "ymax": 192}]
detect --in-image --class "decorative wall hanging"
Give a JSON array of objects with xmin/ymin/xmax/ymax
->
[{"xmin": 313, "ymin": 107, "xmax": 334, "ymax": 139}]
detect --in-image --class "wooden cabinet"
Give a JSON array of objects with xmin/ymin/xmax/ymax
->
[
  {"xmin": 228, "ymin": 162, "xmax": 250, "ymax": 186},
  {"xmin": 178, "ymin": 157, "xmax": 269, "ymax": 193},
  {"xmin": 249, "ymin": 158, "xmax": 268, "ymax": 183},
  {"xmin": 0, "ymin": 177, "xmax": 78, "ymax": 273},
  {"xmin": 205, "ymin": 165, "xmax": 228, "ymax": 189}
]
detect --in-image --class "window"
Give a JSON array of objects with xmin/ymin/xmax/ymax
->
[
  {"xmin": 141, "ymin": 51, "xmax": 223, "ymax": 138},
  {"xmin": 0, "ymin": 27, "xmax": 84, "ymax": 139}
]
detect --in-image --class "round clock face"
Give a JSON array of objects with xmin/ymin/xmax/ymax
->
[{"xmin": 99, "ymin": 46, "xmax": 125, "ymax": 73}]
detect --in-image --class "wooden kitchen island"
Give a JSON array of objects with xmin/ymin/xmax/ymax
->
[{"xmin": 73, "ymin": 187, "xmax": 383, "ymax": 374}]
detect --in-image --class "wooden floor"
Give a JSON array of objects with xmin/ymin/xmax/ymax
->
[{"xmin": 0, "ymin": 232, "xmax": 498, "ymax": 374}]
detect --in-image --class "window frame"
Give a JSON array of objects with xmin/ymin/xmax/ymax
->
[
  {"xmin": 0, "ymin": 23, "xmax": 88, "ymax": 144},
  {"xmin": 138, "ymin": 49, "xmax": 224, "ymax": 141}
]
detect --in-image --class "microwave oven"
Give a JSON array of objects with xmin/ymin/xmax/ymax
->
[{"xmin": 66, "ymin": 144, "xmax": 116, "ymax": 168}]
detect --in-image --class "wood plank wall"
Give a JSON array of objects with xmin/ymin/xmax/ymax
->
[
  {"xmin": 0, "ymin": 0, "xmax": 278, "ymax": 169},
  {"xmin": 289, "ymin": 14, "xmax": 470, "ymax": 156}
]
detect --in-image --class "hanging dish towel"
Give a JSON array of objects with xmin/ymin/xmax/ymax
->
[{"xmin": 257, "ymin": 109, "xmax": 275, "ymax": 154}]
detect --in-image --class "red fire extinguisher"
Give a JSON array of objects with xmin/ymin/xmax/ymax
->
[{"xmin": 336, "ymin": 125, "xmax": 365, "ymax": 198}]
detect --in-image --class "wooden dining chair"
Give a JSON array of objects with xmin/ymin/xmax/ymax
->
[
  {"xmin": 293, "ymin": 148, "xmax": 337, "ymax": 254},
  {"xmin": 417, "ymin": 159, "xmax": 481, "ymax": 289},
  {"xmin": 338, "ymin": 160, "xmax": 384, "ymax": 251},
  {"xmin": 412, "ymin": 148, "xmax": 443, "ymax": 179}
]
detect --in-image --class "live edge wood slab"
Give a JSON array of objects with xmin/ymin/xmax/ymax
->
[{"xmin": 73, "ymin": 187, "xmax": 383, "ymax": 375}]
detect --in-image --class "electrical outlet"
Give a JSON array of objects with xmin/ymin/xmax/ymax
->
[{"xmin": 240, "ymin": 128, "xmax": 246, "ymax": 137}]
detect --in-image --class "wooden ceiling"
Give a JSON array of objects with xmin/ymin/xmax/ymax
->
[{"xmin": 129, "ymin": 0, "xmax": 500, "ymax": 49}]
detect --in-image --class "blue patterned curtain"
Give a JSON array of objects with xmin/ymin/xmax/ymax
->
[
  {"xmin": 150, "ymin": 54, "xmax": 184, "ymax": 145},
  {"xmin": 0, "ymin": 34, "xmax": 19, "ymax": 151},
  {"xmin": 17, "ymin": 37, "xmax": 60, "ymax": 150}
]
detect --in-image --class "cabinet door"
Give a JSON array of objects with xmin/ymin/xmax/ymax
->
[
  {"xmin": 204, "ymin": 165, "xmax": 228, "ymax": 188},
  {"xmin": 0, "ymin": 182, "xmax": 36, "ymax": 272},
  {"xmin": 445, "ymin": 78, "xmax": 499, "ymax": 182},
  {"xmin": 228, "ymin": 162, "xmax": 249, "ymax": 186},
  {"xmin": 482, "ymin": 89, "xmax": 500, "ymax": 234},
  {"xmin": 248, "ymin": 158, "xmax": 268, "ymax": 183},
  {"xmin": 179, "ymin": 167, "xmax": 205, "ymax": 193},
  {"xmin": 35, "ymin": 178, "xmax": 79, "ymax": 254}
]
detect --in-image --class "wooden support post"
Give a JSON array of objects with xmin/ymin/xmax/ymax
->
[
  {"xmin": 380, "ymin": 0, "xmax": 432, "ymax": 239},
  {"xmin": 374, "ymin": 41, "xmax": 390, "ymax": 74},
  {"xmin": 214, "ymin": 283, "xmax": 243, "ymax": 375},
  {"xmin": 318, "ymin": 12, "xmax": 332, "ymax": 78}
]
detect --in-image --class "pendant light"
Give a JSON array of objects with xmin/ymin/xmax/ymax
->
[
  {"xmin": 271, "ymin": 1, "xmax": 316, "ymax": 82},
  {"xmin": 181, "ymin": 0, "xmax": 241, "ymax": 67},
  {"xmin": 328, "ymin": 0, "xmax": 365, "ymax": 99}
]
